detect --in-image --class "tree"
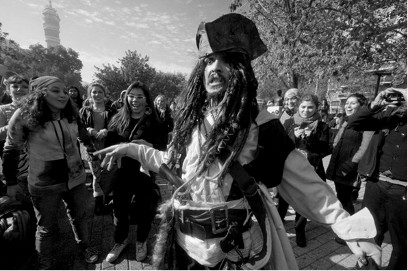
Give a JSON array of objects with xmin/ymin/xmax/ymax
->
[
  {"xmin": 23, "ymin": 44, "xmax": 83, "ymax": 85},
  {"xmin": 150, "ymin": 71, "xmax": 187, "ymax": 100},
  {"xmin": 230, "ymin": 0, "xmax": 406, "ymax": 96},
  {"xmin": 94, "ymin": 50, "xmax": 186, "ymax": 100},
  {"xmin": 94, "ymin": 64, "xmax": 128, "ymax": 98},
  {"xmin": 1, "ymin": 26, "xmax": 84, "ymax": 87}
]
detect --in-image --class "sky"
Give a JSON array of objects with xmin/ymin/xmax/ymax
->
[{"xmin": 0, "ymin": 0, "xmax": 233, "ymax": 83}]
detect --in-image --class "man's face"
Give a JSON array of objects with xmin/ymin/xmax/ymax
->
[
  {"xmin": 9, "ymin": 81, "xmax": 29, "ymax": 102},
  {"xmin": 204, "ymin": 53, "xmax": 231, "ymax": 95}
]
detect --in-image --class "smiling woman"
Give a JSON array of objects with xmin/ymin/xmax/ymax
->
[
  {"xmin": 2, "ymin": 76, "xmax": 99, "ymax": 268},
  {"xmin": 103, "ymin": 80, "xmax": 167, "ymax": 263},
  {"xmin": 279, "ymin": 93, "xmax": 330, "ymax": 247}
]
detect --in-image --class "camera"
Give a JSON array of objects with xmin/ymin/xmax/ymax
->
[{"xmin": 385, "ymin": 92, "xmax": 405, "ymax": 103}]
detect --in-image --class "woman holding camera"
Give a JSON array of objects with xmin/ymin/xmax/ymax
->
[{"xmin": 326, "ymin": 93, "xmax": 374, "ymax": 245}]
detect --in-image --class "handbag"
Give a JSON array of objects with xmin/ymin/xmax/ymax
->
[{"xmin": 98, "ymin": 166, "xmax": 118, "ymax": 195}]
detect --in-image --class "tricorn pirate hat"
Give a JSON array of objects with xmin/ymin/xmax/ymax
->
[{"xmin": 196, "ymin": 13, "xmax": 267, "ymax": 60}]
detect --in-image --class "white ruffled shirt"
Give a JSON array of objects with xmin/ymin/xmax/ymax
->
[{"xmin": 124, "ymin": 109, "xmax": 376, "ymax": 267}]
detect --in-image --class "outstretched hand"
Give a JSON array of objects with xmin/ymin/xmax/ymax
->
[
  {"xmin": 93, "ymin": 143, "xmax": 130, "ymax": 171},
  {"xmin": 346, "ymin": 239, "xmax": 381, "ymax": 268}
]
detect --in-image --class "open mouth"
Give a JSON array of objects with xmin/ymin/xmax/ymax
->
[{"xmin": 209, "ymin": 74, "xmax": 225, "ymax": 85}]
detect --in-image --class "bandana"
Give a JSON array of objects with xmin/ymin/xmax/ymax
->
[{"xmin": 30, "ymin": 76, "xmax": 63, "ymax": 92}]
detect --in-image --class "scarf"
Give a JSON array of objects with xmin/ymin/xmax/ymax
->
[
  {"xmin": 293, "ymin": 111, "xmax": 321, "ymax": 132},
  {"xmin": 284, "ymin": 108, "xmax": 295, "ymax": 117}
]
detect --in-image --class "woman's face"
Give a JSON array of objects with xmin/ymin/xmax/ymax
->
[
  {"xmin": 298, "ymin": 100, "xmax": 317, "ymax": 118},
  {"xmin": 9, "ymin": 81, "xmax": 29, "ymax": 102},
  {"xmin": 344, "ymin": 97, "xmax": 361, "ymax": 116},
  {"xmin": 284, "ymin": 96, "xmax": 298, "ymax": 110},
  {"xmin": 127, "ymin": 88, "xmax": 146, "ymax": 117},
  {"xmin": 156, "ymin": 96, "xmax": 166, "ymax": 110},
  {"xmin": 90, "ymin": 86, "xmax": 105, "ymax": 104},
  {"xmin": 44, "ymin": 82, "xmax": 69, "ymax": 113},
  {"xmin": 68, "ymin": 88, "xmax": 78, "ymax": 98}
]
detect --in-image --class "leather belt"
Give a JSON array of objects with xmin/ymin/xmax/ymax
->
[{"xmin": 176, "ymin": 206, "xmax": 251, "ymax": 240}]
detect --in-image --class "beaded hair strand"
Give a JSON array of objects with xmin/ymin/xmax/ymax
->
[{"xmin": 169, "ymin": 53, "xmax": 259, "ymax": 177}]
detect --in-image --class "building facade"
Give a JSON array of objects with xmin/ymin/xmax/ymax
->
[{"xmin": 42, "ymin": 1, "xmax": 60, "ymax": 48}]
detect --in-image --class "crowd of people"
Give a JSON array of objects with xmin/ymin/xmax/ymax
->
[{"xmin": 0, "ymin": 13, "xmax": 406, "ymax": 270}]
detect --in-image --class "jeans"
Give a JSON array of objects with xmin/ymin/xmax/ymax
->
[
  {"xmin": 31, "ymin": 184, "xmax": 90, "ymax": 269},
  {"xmin": 363, "ymin": 181, "xmax": 407, "ymax": 270},
  {"xmin": 112, "ymin": 169, "xmax": 158, "ymax": 244}
]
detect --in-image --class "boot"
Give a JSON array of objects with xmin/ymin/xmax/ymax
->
[{"xmin": 295, "ymin": 228, "xmax": 307, "ymax": 247}]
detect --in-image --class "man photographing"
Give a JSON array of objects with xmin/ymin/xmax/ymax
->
[
  {"xmin": 348, "ymin": 87, "xmax": 407, "ymax": 270},
  {"xmin": 95, "ymin": 13, "xmax": 380, "ymax": 269}
]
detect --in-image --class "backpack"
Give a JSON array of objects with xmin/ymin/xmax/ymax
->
[{"xmin": 0, "ymin": 195, "xmax": 35, "ymax": 269}]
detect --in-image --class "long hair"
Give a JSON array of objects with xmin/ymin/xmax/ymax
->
[
  {"xmin": 68, "ymin": 86, "xmax": 84, "ymax": 109},
  {"xmin": 19, "ymin": 87, "xmax": 78, "ymax": 129},
  {"xmin": 86, "ymin": 82, "xmax": 107, "ymax": 107},
  {"xmin": 169, "ymin": 52, "xmax": 259, "ymax": 175},
  {"xmin": 108, "ymin": 80, "xmax": 158, "ymax": 136}
]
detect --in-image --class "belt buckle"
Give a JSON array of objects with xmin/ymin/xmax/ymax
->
[{"xmin": 210, "ymin": 205, "xmax": 229, "ymax": 235}]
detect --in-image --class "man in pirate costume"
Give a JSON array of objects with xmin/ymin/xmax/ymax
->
[{"xmin": 95, "ymin": 13, "xmax": 381, "ymax": 269}]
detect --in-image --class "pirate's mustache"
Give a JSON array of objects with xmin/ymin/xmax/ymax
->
[{"xmin": 208, "ymin": 73, "xmax": 227, "ymax": 84}]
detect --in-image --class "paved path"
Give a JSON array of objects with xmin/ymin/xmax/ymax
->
[{"xmin": 5, "ymin": 155, "xmax": 392, "ymax": 269}]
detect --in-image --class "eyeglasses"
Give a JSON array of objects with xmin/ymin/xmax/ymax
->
[
  {"xmin": 284, "ymin": 97, "xmax": 298, "ymax": 101},
  {"xmin": 127, "ymin": 95, "xmax": 145, "ymax": 101}
]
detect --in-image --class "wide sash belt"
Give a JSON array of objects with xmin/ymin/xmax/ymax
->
[{"xmin": 175, "ymin": 207, "xmax": 251, "ymax": 240}]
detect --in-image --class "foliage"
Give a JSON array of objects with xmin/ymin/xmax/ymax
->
[
  {"xmin": 1, "ymin": 26, "xmax": 83, "ymax": 87},
  {"xmin": 230, "ymin": 0, "xmax": 407, "ymax": 98},
  {"xmin": 150, "ymin": 71, "xmax": 187, "ymax": 101},
  {"xmin": 94, "ymin": 50, "xmax": 187, "ymax": 100}
]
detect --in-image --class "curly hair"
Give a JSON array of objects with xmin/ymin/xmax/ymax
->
[
  {"xmin": 19, "ymin": 85, "xmax": 78, "ymax": 129},
  {"xmin": 169, "ymin": 52, "xmax": 259, "ymax": 176},
  {"xmin": 108, "ymin": 80, "xmax": 159, "ymax": 136}
]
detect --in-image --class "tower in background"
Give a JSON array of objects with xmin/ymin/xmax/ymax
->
[{"xmin": 42, "ymin": 0, "xmax": 60, "ymax": 48}]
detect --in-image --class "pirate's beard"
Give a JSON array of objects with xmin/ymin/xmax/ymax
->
[{"xmin": 206, "ymin": 88, "xmax": 226, "ymax": 108}]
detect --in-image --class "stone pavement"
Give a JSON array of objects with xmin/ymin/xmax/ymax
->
[{"xmin": 5, "ymin": 155, "xmax": 392, "ymax": 270}]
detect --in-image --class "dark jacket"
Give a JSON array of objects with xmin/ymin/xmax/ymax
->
[
  {"xmin": 105, "ymin": 114, "xmax": 167, "ymax": 172},
  {"xmin": 326, "ymin": 124, "xmax": 363, "ymax": 185},
  {"xmin": 79, "ymin": 104, "xmax": 117, "ymax": 132},
  {"xmin": 348, "ymin": 105, "xmax": 407, "ymax": 182},
  {"xmin": 155, "ymin": 107, "xmax": 174, "ymax": 135},
  {"xmin": 283, "ymin": 118, "xmax": 330, "ymax": 180}
]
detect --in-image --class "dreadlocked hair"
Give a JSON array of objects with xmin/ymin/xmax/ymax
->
[
  {"xmin": 169, "ymin": 52, "xmax": 259, "ymax": 176},
  {"xmin": 19, "ymin": 89, "xmax": 78, "ymax": 130}
]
